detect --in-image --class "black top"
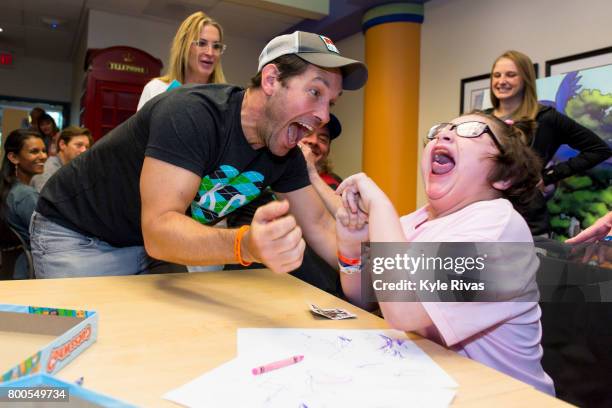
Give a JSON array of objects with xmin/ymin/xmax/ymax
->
[
  {"xmin": 532, "ymin": 106, "xmax": 610, "ymax": 186},
  {"xmin": 37, "ymin": 84, "xmax": 309, "ymax": 247},
  {"xmin": 485, "ymin": 105, "xmax": 611, "ymax": 235}
]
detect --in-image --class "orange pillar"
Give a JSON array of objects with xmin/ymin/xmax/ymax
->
[{"xmin": 362, "ymin": 3, "xmax": 423, "ymax": 215}]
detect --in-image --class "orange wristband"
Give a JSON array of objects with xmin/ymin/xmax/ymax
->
[
  {"xmin": 234, "ymin": 225, "xmax": 253, "ymax": 266},
  {"xmin": 337, "ymin": 251, "xmax": 361, "ymax": 266}
]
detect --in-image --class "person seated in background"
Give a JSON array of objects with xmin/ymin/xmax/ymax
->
[
  {"xmin": 31, "ymin": 126, "xmax": 92, "ymax": 192},
  {"xmin": 300, "ymin": 113, "xmax": 343, "ymax": 189},
  {"xmin": 137, "ymin": 11, "xmax": 227, "ymax": 110},
  {"xmin": 297, "ymin": 113, "xmax": 345, "ymax": 218},
  {"xmin": 0, "ymin": 129, "xmax": 47, "ymax": 278},
  {"xmin": 335, "ymin": 112, "xmax": 555, "ymax": 395},
  {"xmin": 37, "ymin": 113, "xmax": 60, "ymax": 156},
  {"xmin": 21, "ymin": 107, "xmax": 45, "ymax": 130}
]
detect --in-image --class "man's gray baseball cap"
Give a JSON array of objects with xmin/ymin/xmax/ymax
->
[{"xmin": 257, "ymin": 31, "xmax": 368, "ymax": 91}]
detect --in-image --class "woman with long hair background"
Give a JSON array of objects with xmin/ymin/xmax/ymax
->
[
  {"xmin": 37, "ymin": 113, "xmax": 60, "ymax": 156},
  {"xmin": 486, "ymin": 50, "xmax": 611, "ymax": 237},
  {"xmin": 1, "ymin": 129, "xmax": 47, "ymax": 278},
  {"xmin": 137, "ymin": 11, "xmax": 227, "ymax": 110}
]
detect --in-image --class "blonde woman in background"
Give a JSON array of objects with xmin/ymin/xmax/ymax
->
[
  {"xmin": 139, "ymin": 11, "xmax": 228, "ymax": 272},
  {"xmin": 485, "ymin": 50, "xmax": 610, "ymax": 237},
  {"xmin": 137, "ymin": 11, "xmax": 227, "ymax": 110}
]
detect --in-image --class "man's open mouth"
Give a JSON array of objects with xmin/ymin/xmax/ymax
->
[{"xmin": 288, "ymin": 122, "xmax": 314, "ymax": 146}]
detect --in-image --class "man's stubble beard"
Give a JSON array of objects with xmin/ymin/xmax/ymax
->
[{"xmin": 259, "ymin": 90, "xmax": 286, "ymax": 149}]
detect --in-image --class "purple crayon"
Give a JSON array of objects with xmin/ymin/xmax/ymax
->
[{"xmin": 251, "ymin": 355, "xmax": 304, "ymax": 375}]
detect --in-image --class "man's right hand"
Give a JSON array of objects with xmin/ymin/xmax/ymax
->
[{"xmin": 243, "ymin": 200, "xmax": 306, "ymax": 274}]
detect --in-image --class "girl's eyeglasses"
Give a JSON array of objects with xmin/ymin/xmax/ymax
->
[{"xmin": 427, "ymin": 121, "xmax": 505, "ymax": 153}]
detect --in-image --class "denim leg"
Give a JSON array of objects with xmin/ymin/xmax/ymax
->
[
  {"xmin": 12, "ymin": 253, "xmax": 29, "ymax": 280},
  {"xmin": 30, "ymin": 212, "xmax": 148, "ymax": 279}
]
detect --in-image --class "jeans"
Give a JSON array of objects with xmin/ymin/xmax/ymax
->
[
  {"xmin": 12, "ymin": 253, "xmax": 29, "ymax": 279},
  {"xmin": 30, "ymin": 212, "xmax": 158, "ymax": 279}
]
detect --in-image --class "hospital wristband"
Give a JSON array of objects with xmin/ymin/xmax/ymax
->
[
  {"xmin": 338, "ymin": 263, "xmax": 362, "ymax": 275},
  {"xmin": 338, "ymin": 252, "xmax": 361, "ymax": 275}
]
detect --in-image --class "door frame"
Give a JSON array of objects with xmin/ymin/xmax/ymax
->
[{"xmin": 0, "ymin": 94, "xmax": 70, "ymax": 125}]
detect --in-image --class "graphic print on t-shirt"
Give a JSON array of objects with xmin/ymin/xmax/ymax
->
[{"xmin": 191, "ymin": 164, "xmax": 264, "ymax": 224}]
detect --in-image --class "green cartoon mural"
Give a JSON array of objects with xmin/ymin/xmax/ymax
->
[{"xmin": 537, "ymin": 65, "xmax": 612, "ymax": 240}]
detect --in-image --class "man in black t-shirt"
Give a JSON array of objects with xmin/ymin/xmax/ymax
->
[
  {"xmin": 225, "ymin": 114, "xmax": 347, "ymax": 297},
  {"xmin": 30, "ymin": 31, "xmax": 368, "ymax": 278}
]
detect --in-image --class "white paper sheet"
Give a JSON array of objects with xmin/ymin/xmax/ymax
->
[
  {"xmin": 164, "ymin": 329, "xmax": 457, "ymax": 407},
  {"xmin": 237, "ymin": 328, "xmax": 458, "ymax": 389}
]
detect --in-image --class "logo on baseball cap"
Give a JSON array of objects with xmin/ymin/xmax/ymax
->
[{"xmin": 258, "ymin": 31, "xmax": 368, "ymax": 91}]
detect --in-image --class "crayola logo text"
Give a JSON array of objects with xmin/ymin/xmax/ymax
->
[{"xmin": 46, "ymin": 324, "xmax": 92, "ymax": 372}]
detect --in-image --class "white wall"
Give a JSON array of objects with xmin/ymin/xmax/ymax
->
[
  {"xmin": 328, "ymin": 32, "xmax": 366, "ymax": 179},
  {"xmin": 70, "ymin": 17, "xmax": 89, "ymax": 125},
  {"xmin": 0, "ymin": 55, "xmax": 72, "ymax": 102},
  {"xmin": 220, "ymin": 34, "xmax": 267, "ymax": 88},
  {"xmin": 417, "ymin": 0, "xmax": 612, "ymax": 205},
  {"xmin": 87, "ymin": 10, "xmax": 177, "ymax": 73}
]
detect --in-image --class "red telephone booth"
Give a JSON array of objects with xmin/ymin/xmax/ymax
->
[{"xmin": 80, "ymin": 46, "xmax": 162, "ymax": 141}]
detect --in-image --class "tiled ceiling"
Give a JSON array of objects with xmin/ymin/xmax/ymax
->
[
  {"xmin": 0, "ymin": 0, "xmax": 304, "ymax": 62},
  {"xmin": 0, "ymin": 0, "xmax": 430, "ymax": 63}
]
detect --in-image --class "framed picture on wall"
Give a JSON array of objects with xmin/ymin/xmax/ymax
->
[
  {"xmin": 545, "ymin": 46, "xmax": 612, "ymax": 76},
  {"xmin": 460, "ymin": 64, "xmax": 539, "ymax": 114},
  {"xmin": 459, "ymin": 73, "xmax": 491, "ymax": 114}
]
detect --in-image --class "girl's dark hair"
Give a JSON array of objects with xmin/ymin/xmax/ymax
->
[
  {"xmin": 0, "ymin": 129, "xmax": 44, "ymax": 222},
  {"xmin": 249, "ymin": 54, "xmax": 310, "ymax": 88},
  {"xmin": 37, "ymin": 113, "xmax": 58, "ymax": 135},
  {"xmin": 471, "ymin": 111, "xmax": 542, "ymax": 214}
]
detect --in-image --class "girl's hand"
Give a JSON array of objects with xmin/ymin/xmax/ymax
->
[
  {"xmin": 336, "ymin": 173, "xmax": 385, "ymax": 213},
  {"xmin": 336, "ymin": 206, "xmax": 369, "ymax": 259}
]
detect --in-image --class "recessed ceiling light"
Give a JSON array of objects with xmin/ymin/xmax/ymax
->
[
  {"xmin": 0, "ymin": 28, "xmax": 4, "ymax": 33},
  {"xmin": 41, "ymin": 17, "xmax": 65, "ymax": 29}
]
